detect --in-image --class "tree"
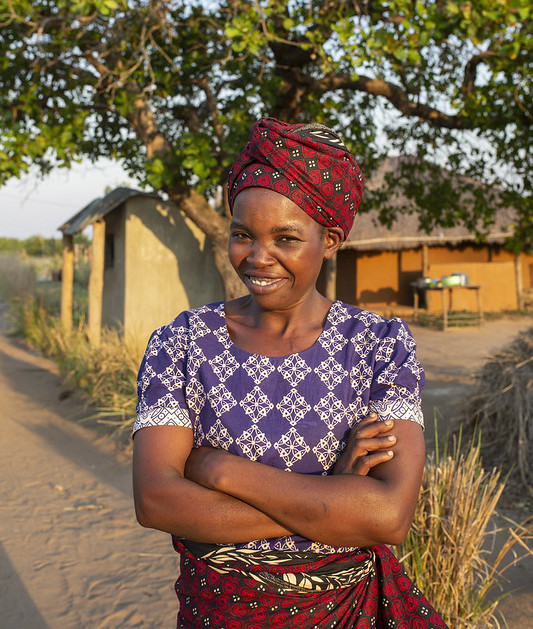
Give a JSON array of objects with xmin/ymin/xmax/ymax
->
[{"xmin": 0, "ymin": 0, "xmax": 530, "ymax": 296}]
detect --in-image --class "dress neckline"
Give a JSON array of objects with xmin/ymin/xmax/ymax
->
[{"xmin": 220, "ymin": 300, "xmax": 339, "ymax": 359}]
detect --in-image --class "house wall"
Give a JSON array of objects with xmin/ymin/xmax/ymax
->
[
  {"xmin": 337, "ymin": 243, "xmax": 530, "ymax": 312},
  {"xmin": 123, "ymin": 197, "xmax": 224, "ymax": 347},
  {"xmin": 101, "ymin": 206, "xmax": 126, "ymax": 329},
  {"xmin": 427, "ymin": 261, "xmax": 518, "ymax": 311}
]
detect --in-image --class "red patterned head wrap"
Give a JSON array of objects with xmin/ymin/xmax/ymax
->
[{"xmin": 227, "ymin": 117, "xmax": 365, "ymax": 239}]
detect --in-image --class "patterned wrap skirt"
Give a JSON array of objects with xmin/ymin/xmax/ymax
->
[{"xmin": 173, "ymin": 539, "xmax": 449, "ymax": 629}]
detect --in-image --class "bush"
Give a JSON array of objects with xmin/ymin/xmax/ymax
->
[{"xmin": 397, "ymin": 435, "xmax": 532, "ymax": 628}]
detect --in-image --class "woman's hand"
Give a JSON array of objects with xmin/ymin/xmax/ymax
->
[
  {"xmin": 185, "ymin": 446, "xmax": 234, "ymax": 491},
  {"xmin": 332, "ymin": 413, "xmax": 396, "ymax": 477}
]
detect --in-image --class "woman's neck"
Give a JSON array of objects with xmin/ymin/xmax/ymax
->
[{"xmin": 224, "ymin": 292, "xmax": 333, "ymax": 356}]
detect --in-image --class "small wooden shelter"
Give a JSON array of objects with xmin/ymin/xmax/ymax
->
[{"xmin": 59, "ymin": 188, "xmax": 223, "ymax": 345}]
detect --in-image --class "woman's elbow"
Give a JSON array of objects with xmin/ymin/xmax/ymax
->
[
  {"xmin": 380, "ymin": 508, "xmax": 415, "ymax": 546},
  {"xmin": 133, "ymin": 489, "xmax": 162, "ymax": 529}
]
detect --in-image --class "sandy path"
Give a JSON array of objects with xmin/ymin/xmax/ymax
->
[
  {"xmin": 0, "ymin": 311, "xmax": 531, "ymax": 628},
  {"xmin": 0, "ymin": 333, "xmax": 178, "ymax": 628}
]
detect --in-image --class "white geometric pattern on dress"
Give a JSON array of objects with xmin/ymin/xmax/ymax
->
[
  {"xmin": 277, "ymin": 389, "xmax": 311, "ymax": 426},
  {"xmin": 187, "ymin": 341, "xmax": 207, "ymax": 375},
  {"xmin": 350, "ymin": 361, "xmax": 373, "ymax": 395},
  {"xmin": 377, "ymin": 360, "xmax": 401, "ymax": 385},
  {"xmin": 273, "ymin": 537, "xmax": 298, "ymax": 551},
  {"xmin": 278, "ymin": 354, "xmax": 312, "ymax": 387},
  {"xmin": 146, "ymin": 330, "xmax": 163, "ymax": 356},
  {"xmin": 240, "ymin": 386, "xmax": 274, "ymax": 423},
  {"xmin": 243, "ymin": 354, "xmax": 276, "ymax": 384},
  {"xmin": 318, "ymin": 326, "xmax": 348, "ymax": 354},
  {"xmin": 163, "ymin": 336, "xmax": 186, "ymax": 362},
  {"xmin": 312, "ymin": 431, "xmax": 341, "ymax": 469},
  {"xmin": 188, "ymin": 313, "xmax": 211, "ymax": 340},
  {"xmin": 405, "ymin": 352, "xmax": 424, "ymax": 379},
  {"xmin": 206, "ymin": 418, "xmax": 234, "ymax": 449},
  {"xmin": 357, "ymin": 310, "xmax": 385, "ymax": 326},
  {"xmin": 375, "ymin": 337, "xmax": 397, "ymax": 363},
  {"xmin": 313, "ymin": 392, "xmax": 347, "ymax": 430},
  {"xmin": 213, "ymin": 325, "xmax": 233, "ymax": 349},
  {"xmin": 314, "ymin": 356, "xmax": 348, "ymax": 390},
  {"xmin": 236, "ymin": 424, "xmax": 272, "ymax": 461},
  {"xmin": 351, "ymin": 327, "xmax": 378, "ymax": 358},
  {"xmin": 210, "ymin": 350, "xmax": 240, "ymax": 382},
  {"xmin": 328, "ymin": 302, "xmax": 351, "ymax": 325},
  {"xmin": 139, "ymin": 363, "xmax": 156, "ymax": 394},
  {"xmin": 369, "ymin": 397, "xmax": 424, "ymax": 427},
  {"xmin": 274, "ymin": 427, "xmax": 310, "ymax": 468},
  {"xmin": 348, "ymin": 396, "xmax": 366, "ymax": 426},
  {"xmin": 135, "ymin": 393, "xmax": 191, "ymax": 430},
  {"xmin": 192, "ymin": 417, "xmax": 205, "ymax": 447},
  {"xmin": 159, "ymin": 362, "xmax": 186, "ymax": 391},
  {"xmin": 397, "ymin": 322, "xmax": 416, "ymax": 352},
  {"xmin": 207, "ymin": 383, "xmax": 237, "ymax": 417},
  {"xmin": 185, "ymin": 378, "xmax": 206, "ymax": 414}
]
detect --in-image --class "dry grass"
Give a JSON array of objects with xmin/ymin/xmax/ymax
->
[
  {"xmin": 458, "ymin": 327, "xmax": 533, "ymax": 496},
  {"xmin": 397, "ymin": 435, "xmax": 533, "ymax": 628},
  {"xmin": 0, "ymin": 254, "xmax": 36, "ymax": 299}
]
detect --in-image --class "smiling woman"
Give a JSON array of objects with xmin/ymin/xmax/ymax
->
[{"xmin": 132, "ymin": 118, "xmax": 448, "ymax": 628}]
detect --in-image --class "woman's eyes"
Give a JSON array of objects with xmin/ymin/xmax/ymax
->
[
  {"xmin": 278, "ymin": 236, "xmax": 300, "ymax": 243},
  {"xmin": 231, "ymin": 232, "xmax": 250, "ymax": 240}
]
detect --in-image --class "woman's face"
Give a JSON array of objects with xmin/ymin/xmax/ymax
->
[{"xmin": 229, "ymin": 187, "xmax": 341, "ymax": 310}]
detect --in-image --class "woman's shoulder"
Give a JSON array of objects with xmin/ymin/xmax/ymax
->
[
  {"xmin": 332, "ymin": 300, "xmax": 409, "ymax": 336},
  {"xmin": 147, "ymin": 301, "xmax": 226, "ymax": 343}
]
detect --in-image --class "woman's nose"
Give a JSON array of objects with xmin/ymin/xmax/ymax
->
[{"xmin": 247, "ymin": 241, "xmax": 274, "ymax": 265}]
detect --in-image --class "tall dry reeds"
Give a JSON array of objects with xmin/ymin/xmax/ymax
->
[
  {"xmin": 459, "ymin": 328, "xmax": 533, "ymax": 493},
  {"xmin": 398, "ymin": 435, "xmax": 532, "ymax": 628}
]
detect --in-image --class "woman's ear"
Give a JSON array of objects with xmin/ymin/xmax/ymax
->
[{"xmin": 323, "ymin": 227, "xmax": 344, "ymax": 259}]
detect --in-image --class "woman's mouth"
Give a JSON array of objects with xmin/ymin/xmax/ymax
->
[{"xmin": 245, "ymin": 275, "xmax": 286, "ymax": 293}]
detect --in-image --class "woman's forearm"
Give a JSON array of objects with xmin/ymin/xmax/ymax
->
[
  {"xmin": 186, "ymin": 420, "xmax": 425, "ymax": 548},
  {"xmin": 133, "ymin": 426, "xmax": 293, "ymax": 544},
  {"xmin": 134, "ymin": 470, "xmax": 293, "ymax": 543}
]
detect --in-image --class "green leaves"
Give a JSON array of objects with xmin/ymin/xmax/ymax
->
[{"xmin": 0, "ymin": 0, "xmax": 530, "ymax": 250}]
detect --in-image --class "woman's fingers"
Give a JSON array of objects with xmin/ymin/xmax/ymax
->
[
  {"xmin": 332, "ymin": 413, "xmax": 397, "ymax": 476},
  {"xmin": 346, "ymin": 415, "xmax": 394, "ymax": 443},
  {"xmin": 351, "ymin": 449, "xmax": 395, "ymax": 476}
]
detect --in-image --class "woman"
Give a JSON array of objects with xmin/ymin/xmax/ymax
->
[{"xmin": 133, "ymin": 118, "xmax": 448, "ymax": 628}]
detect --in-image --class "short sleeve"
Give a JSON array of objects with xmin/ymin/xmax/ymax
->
[
  {"xmin": 133, "ymin": 317, "xmax": 193, "ymax": 436},
  {"xmin": 368, "ymin": 319, "xmax": 425, "ymax": 428}
]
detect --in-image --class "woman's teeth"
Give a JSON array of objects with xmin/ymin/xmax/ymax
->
[{"xmin": 249, "ymin": 277, "xmax": 278, "ymax": 286}]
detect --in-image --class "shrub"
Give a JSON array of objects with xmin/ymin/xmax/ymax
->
[{"xmin": 397, "ymin": 435, "xmax": 532, "ymax": 628}]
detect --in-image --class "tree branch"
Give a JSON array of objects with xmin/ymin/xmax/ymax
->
[{"xmin": 276, "ymin": 67, "xmax": 472, "ymax": 129}]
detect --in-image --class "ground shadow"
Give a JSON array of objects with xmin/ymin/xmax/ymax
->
[{"xmin": 0, "ymin": 541, "xmax": 49, "ymax": 629}]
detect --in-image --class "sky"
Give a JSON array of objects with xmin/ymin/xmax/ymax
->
[{"xmin": 0, "ymin": 159, "xmax": 141, "ymax": 240}]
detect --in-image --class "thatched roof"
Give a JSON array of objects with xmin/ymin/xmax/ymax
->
[
  {"xmin": 59, "ymin": 187, "xmax": 160, "ymax": 235},
  {"xmin": 344, "ymin": 157, "xmax": 516, "ymax": 251}
]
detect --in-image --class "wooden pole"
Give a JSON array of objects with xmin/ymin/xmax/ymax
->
[
  {"xmin": 88, "ymin": 220, "xmax": 106, "ymax": 346},
  {"xmin": 515, "ymin": 253, "xmax": 524, "ymax": 311},
  {"xmin": 422, "ymin": 244, "xmax": 429, "ymax": 277},
  {"xmin": 60, "ymin": 233, "xmax": 74, "ymax": 332},
  {"xmin": 325, "ymin": 253, "xmax": 337, "ymax": 302}
]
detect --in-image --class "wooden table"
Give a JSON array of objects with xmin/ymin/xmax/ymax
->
[{"xmin": 412, "ymin": 284, "xmax": 483, "ymax": 331}]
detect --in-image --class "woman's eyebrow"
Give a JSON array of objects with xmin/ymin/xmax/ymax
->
[{"xmin": 271, "ymin": 223, "xmax": 304, "ymax": 234}]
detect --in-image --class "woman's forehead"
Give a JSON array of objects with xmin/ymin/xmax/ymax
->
[{"xmin": 232, "ymin": 188, "xmax": 320, "ymax": 230}]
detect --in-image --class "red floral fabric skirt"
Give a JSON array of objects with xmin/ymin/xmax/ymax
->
[{"xmin": 172, "ymin": 539, "xmax": 448, "ymax": 629}]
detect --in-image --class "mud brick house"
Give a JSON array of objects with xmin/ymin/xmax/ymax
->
[{"xmin": 59, "ymin": 188, "xmax": 223, "ymax": 345}]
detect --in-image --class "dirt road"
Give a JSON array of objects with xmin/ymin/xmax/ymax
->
[{"xmin": 0, "ymin": 311, "xmax": 531, "ymax": 628}]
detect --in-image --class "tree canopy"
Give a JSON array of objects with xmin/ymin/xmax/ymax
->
[{"xmin": 1, "ymin": 0, "xmax": 530, "ymax": 294}]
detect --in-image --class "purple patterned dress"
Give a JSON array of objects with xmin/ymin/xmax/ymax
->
[{"xmin": 133, "ymin": 301, "xmax": 448, "ymax": 629}]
